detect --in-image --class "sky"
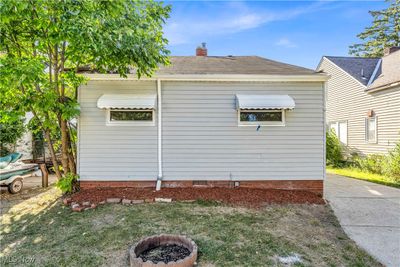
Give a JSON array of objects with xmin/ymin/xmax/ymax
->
[{"xmin": 163, "ymin": 0, "xmax": 388, "ymax": 69}]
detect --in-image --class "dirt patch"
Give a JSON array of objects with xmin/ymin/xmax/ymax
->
[
  {"xmin": 139, "ymin": 244, "xmax": 191, "ymax": 264},
  {"xmin": 70, "ymin": 187, "xmax": 324, "ymax": 207}
]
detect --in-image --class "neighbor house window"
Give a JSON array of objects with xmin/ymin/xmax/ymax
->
[
  {"xmin": 366, "ymin": 117, "xmax": 377, "ymax": 143},
  {"xmin": 107, "ymin": 109, "xmax": 154, "ymax": 126},
  {"xmin": 239, "ymin": 110, "xmax": 285, "ymax": 126},
  {"xmin": 329, "ymin": 121, "xmax": 348, "ymax": 145}
]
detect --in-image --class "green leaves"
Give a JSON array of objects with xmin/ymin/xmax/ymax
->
[
  {"xmin": 349, "ymin": 0, "xmax": 400, "ymax": 57},
  {"xmin": 0, "ymin": 111, "xmax": 25, "ymax": 156},
  {"xmin": 326, "ymin": 129, "xmax": 344, "ymax": 167},
  {"xmin": 0, "ymin": 0, "xmax": 171, "ymax": 176},
  {"xmin": 55, "ymin": 172, "xmax": 79, "ymax": 193}
]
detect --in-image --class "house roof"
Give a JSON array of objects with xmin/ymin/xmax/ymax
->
[
  {"xmin": 367, "ymin": 49, "xmax": 400, "ymax": 91},
  {"xmin": 155, "ymin": 56, "xmax": 317, "ymax": 75},
  {"xmin": 324, "ymin": 56, "xmax": 380, "ymax": 86}
]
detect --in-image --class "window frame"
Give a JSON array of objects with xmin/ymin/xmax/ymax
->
[
  {"xmin": 338, "ymin": 120, "xmax": 348, "ymax": 145},
  {"xmin": 106, "ymin": 109, "xmax": 155, "ymax": 126},
  {"xmin": 329, "ymin": 121, "xmax": 348, "ymax": 145},
  {"xmin": 238, "ymin": 109, "xmax": 286, "ymax": 127},
  {"xmin": 365, "ymin": 116, "xmax": 377, "ymax": 143}
]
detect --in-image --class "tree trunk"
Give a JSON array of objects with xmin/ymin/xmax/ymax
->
[
  {"xmin": 68, "ymin": 151, "xmax": 76, "ymax": 174},
  {"xmin": 44, "ymin": 130, "xmax": 62, "ymax": 179},
  {"xmin": 66, "ymin": 125, "xmax": 77, "ymax": 174},
  {"xmin": 60, "ymin": 118, "xmax": 70, "ymax": 174}
]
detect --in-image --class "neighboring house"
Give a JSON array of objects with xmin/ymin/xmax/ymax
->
[
  {"xmin": 317, "ymin": 47, "xmax": 400, "ymax": 155},
  {"xmin": 14, "ymin": 113, "xmax": 34, "ymax": 160},
  {"xmin": 77, "ymin": 44, "xmax": 328, "ymax": 194},
  {"xmin": 13, "ymin": 112, "xmax": 56, "ymax": 162}
]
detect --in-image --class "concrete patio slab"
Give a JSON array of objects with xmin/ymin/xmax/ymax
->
[{"xmin": 325, "ymin": 174, "xmax": 400, "ymax": 267}]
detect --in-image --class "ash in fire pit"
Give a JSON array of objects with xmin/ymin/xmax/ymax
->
[
  {"xmin": 139, "ymin": 244, "xmax": 191, "ymax": 263},
  {"xmin": 129, "ymin": 234, "xmax": 198, "ymax": 267}
]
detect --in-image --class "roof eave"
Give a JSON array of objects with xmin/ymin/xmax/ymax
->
[
  {"xmin": 366, "ymin": 81, "xmax": 400, "ymax": 93},
  {"xmin": 83, "ymin": 73, "xmax": 329, "ymax": 82}
]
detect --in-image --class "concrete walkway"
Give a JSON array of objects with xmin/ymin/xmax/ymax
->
[{"xmin": 325, "ymin": 174, "xmax": 400, "ymax": 267}]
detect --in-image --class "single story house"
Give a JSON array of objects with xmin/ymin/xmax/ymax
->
[
  {"xmin": 317, "ymin": 47, "xmax": 400, "ymax": 155},
  {"xmin": 77, "ymin": 44, "xmax": 328, "ymax": 195}
]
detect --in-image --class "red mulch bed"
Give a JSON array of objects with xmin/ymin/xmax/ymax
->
[{"xmin": 70, "ymin": 187, "xmax": 325, "ymax": 207}]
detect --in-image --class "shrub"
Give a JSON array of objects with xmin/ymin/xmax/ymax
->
[
  {"xmin": 352, "ymin": 154, "xmax": 386, "ymax": 174},
  {"xmin": 56, "ymin": 173, "xmax": 79, "ymax": 194},
  {"xmin": 0, "ymin": 116, "xmax": 25, "ymax": 156},
  {"xmin": 349, "ymin": 142, "xmax": 400, "ymax": 182},
  {"xmin": 384, "ymin": 143, "xmax": 400, "ymax": 181},
  {"xmin": 326, "ymin": 129, "xmax": 343, "ymax": 167}
]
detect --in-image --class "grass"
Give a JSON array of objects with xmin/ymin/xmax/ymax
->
[
  {"xmin": 0, "ymin": 187, "xmax": 382, "ymax": 267},
  {"xmin": 327, "ymin": 167, "xmax": 400, "ymax": 188}
]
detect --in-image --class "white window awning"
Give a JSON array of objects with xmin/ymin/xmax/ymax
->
[
  {"xmin": 97, "ymin": 94, "xmax": 157, "ymax": 110},
  {"xmin": 236, "ymin": 94, "xmax": 295, "ymax": 110}
]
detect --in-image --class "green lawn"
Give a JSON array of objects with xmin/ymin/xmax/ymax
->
[
  {"xmin": 0, "ymin": 187, "xmax": 382, "ymax": 267},
  {"xmin": 327, "ymin": 167, "xmax": 400, "ymax": 188}
]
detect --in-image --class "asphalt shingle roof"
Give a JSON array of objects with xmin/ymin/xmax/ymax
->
[
  {"xmin": 156, "ymin": 56, "xmax": 317, "ymax": 75},
  {"xmin": 368, "ymin": 50, "xmax": 400, "ymax": 90},
  {"xmin": 325, "ymin": 56, "xmax": 380, "ymax": 86}
]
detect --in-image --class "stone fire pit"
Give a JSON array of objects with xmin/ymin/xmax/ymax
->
[{"xmin": 129, "ymin": 234, "xmax": 198, "ymax": 267}]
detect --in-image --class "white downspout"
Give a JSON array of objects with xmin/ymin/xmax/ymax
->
[
  {"xmin": 156, "ymin": 79, "xmax": 163, "ymax": 190},
  {"xmin": 322, "ymin": 82, "xmax": 327, "ymax": 189}
]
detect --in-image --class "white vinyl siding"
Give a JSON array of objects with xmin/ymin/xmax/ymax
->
[
  {"xmin": 78, "ymin": 80, "xmax": 324, "ymax": 181},
  {"xmin": 78, "ymin": 80, "xmax": 158, "ymax": 180},
  {"xmin": 318, "ymin": 58, "xmax": 400, "ymax": 155},
  {"xmin": 161, "ymin": 81, "xmax": 324, "ymax": 181}
]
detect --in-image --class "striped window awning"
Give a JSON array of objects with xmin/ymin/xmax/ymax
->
[
  {"xmin": 236, "ymin": 94, "xmax": 295, "ymax": 110},
  {"xmin": 97, "ymin": 94, "xmax": 157, "ymax": 110}
]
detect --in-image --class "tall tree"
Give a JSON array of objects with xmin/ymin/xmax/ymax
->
[
  {"xmin": 349, "ymin": 0, "xmax": 400, "ymax": 57},
  {"xmin": 0, "ymin": 0, "xmax": 170, "ymax": 179}
]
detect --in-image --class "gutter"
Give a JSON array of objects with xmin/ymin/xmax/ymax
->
[
  {"xmin": 83, "ymin": 73, "xmax": 329, "ymax": 82},
  {"xmin": 365, "ymin": 81, "xmax": 400, "ymax": 93},
  {"xmin": 156, "ymin": 79, "xmax": 163, "ymax": 191}
]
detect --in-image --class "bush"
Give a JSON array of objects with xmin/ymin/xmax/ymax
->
[
  {"xmin": 326, "ymin": 129, "xmax": 343, "ymax": 167},
  {"xmin": 0, "ymin": 116, "xmax": 25, "ymax": 156},
  {"xmin": 55, "ymin": 173, "xmax": 79, "ymax": 194},
  {"xmin": 349, "ymin": 143, "xmax": 400, "ymax": 182},
  {"xmin": 384, "ymin": 143, "xmax": 400, "ymax": 180},
  {"xmin": 352, "ymin": 154, "xmax": 386, "ymax": 174}
]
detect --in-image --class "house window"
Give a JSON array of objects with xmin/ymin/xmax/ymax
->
[
  {"xmin": 239, "ymin": 110, "xmax": 285, "ymax": 126},
  {"xmin": 107, "ymin": 109, "xmax": 154, "ymax": 126},
  {"xmin": 366, "ymin": 117, "xmax": 377, "ymax": 143},
  {"xmin": 329, "ymin": 121, "xmax": 347, "ymax": 145}
]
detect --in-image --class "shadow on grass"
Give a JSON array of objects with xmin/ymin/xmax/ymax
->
[{"xmin": 1, "ymin": 191, "xmax": 383, "ymax": 267}]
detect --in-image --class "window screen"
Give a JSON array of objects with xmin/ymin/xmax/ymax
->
[
  {"xmin": 240, "ymin": 111, "xmax": 283, "ymax": 122},
  {"xmin": 110, "ymin": 110, "xmax": 153, "ymax": 121},
  {"xmin": 366, "ymin": 117, "xmax": 377, "ymax": 143}
]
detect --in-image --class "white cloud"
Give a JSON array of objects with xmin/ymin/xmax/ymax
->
[
  {"xmin": 164, "ymin": 12, "xmax": 267, "ymax": 45},
  {"xmin": 164, "ymin": 1, "xmax": 336, "ymax": 45},
  {"xmin": 275, "ymin": 38, "xmax": 297, "ymax": 48}
]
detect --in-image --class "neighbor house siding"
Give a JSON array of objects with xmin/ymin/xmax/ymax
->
[
  {"xmin": 78, "ymin": 80, "xmax": 158, "ymax": 180},
  {"xmin": 319, "ymin": 59, "xmax": 400, "ymax": 155},
  {"xmin": 162, "ymin": 81, "xmax": 324, "ymax": 181}
]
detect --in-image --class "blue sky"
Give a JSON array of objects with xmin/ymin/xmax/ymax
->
[{"xmin": 163, "ymin": 0, "xmax": 388, "ymax": 69}]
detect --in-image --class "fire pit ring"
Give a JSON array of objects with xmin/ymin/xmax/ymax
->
[{"xmin": 129, "ymin": 234, "xmax": 198, "ymax": 267}]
